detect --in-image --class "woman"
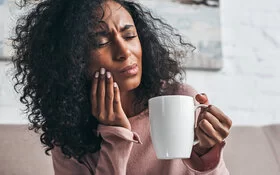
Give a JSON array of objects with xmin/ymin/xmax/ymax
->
[{"xmin": 12, "ymin": 0, "xmax": 232, "ymax": 174}]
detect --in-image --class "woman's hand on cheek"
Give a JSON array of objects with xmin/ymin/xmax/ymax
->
[
  {"xmin": 194, "ymin": 93, "xmax": 232, "ymax": 155},
  {"xmin": 90, "ymin": 68, "xmax": 131, "ymax": 130}
]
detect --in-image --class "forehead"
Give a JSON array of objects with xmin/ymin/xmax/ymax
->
[{"xmin": 97, "ymin": 1, "xmax": 134, "ymax": 29}]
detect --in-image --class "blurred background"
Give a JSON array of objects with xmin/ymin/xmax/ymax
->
[{"xmin": 1, "ymin": 0, "xmax": 279, "ymax": 126}]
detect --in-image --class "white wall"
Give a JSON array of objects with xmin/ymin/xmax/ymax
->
[{"xmin": 1, "ymin": 0, "xmax": 280, "ymax": 125}]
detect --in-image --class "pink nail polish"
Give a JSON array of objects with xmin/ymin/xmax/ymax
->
[
  {"xmin": 113, "ymin": 82, "xmax": 117, "ymax": 87},
  {"xmin": 106, "ymin": 72, "xmax": 111, "ymax": 78},
  {"xmin": 100, "ymin": 68, "xmax": 105, "ymax": 75},
  {"xmin": 95, "ymin": 72, "xmax": 99, "ymax": 78}
]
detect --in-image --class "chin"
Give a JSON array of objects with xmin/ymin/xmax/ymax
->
[{"xmin": 118, "ymin": 76, "xmax": 142, "ymax": 92}]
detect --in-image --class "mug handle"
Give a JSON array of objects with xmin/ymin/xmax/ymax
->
[{"xmin": 193, "ymin": 104, "xmax": 208, "ymax": 145}]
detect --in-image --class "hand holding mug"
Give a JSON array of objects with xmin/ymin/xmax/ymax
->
[
  {"xmin": 194, "ymin": 93, "xmax": 232, "ymax": 155},
  {"xmin": 90, "ymin": 68, "xmax": 131, "ymax": 130}
]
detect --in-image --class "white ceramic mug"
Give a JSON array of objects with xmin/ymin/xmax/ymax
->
[{"xmin": 148, "ymin": 95, "xmax": 207, "ymax": 159}]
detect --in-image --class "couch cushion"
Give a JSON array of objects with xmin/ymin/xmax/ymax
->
[
  {"xmin": 224, "ymin": 124, "xmax": 280, "ymax": 175},
  {"xmin": 0, "ymin": 124, "xmax": 54, "ymax": 175}
]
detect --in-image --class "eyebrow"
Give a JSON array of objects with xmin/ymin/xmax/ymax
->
[
  {"xmin": 120, "ymin": 24, "xmax": 135, "ymax": 32},
  {"xmin": 94, "ymin": 31, "xmax": 109, "ymax": 37},
  {"xmin": 93, "ymin": 24, "xmax": 135, "ymax": 36}
]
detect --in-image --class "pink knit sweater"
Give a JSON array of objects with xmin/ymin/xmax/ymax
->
[{"xmin": 51, "ymin": 84, "xmax": 229, "ymax": 175}]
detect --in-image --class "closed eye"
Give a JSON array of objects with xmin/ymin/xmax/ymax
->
[
  {"xmin": 124, "ymin": 35, "xmax": 137, "ymax": 40},
  {"xmin": 98, "ymin": 42, "xmax": 111, "ymax": 47},
  {"xmin": 97, "ymin": 36, "xmax": 111, "ymax": 47}
]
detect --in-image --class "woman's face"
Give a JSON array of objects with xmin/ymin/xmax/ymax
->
[{"xmin": 89, "ymin": 1, "xmax": 142, "ymax": 92}]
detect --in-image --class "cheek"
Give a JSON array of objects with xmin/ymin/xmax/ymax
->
[
  {"xmin": 134, "ymin": 39, "xmax": 142, "ymax": 61},
  {"xmin": 89, "ymin": 51, "xmax": 109, "ymax": 72},
  {"xmin": 138, "ymin": 44, "xmax": 143, "ymax": 59}
]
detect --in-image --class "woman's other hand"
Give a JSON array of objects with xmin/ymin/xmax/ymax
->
[
  {"xmin": 91, "ymin": 68, "xmax": 131, "ymax": 130},
  {"xmin": 194, "ymin": 93, "xmax": 232, "ymax": 155}
]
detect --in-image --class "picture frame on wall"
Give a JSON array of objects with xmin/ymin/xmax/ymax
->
[
  {"xmin": 137, "ymin": 0, "xmax": 222, "ymax": 70},
  {"xmin": 0, "ymin": 0, "xmax": 27, "ymax": 61},
  {"xmin": 0, "ymin": 0, "xmax": 7, "ymax": 60},
  {"xmin": 0, "ymin": 0, "xmax": 15, "ymax": 61}
]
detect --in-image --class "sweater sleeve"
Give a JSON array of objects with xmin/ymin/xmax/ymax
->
[
  {"xmin": 51, "ymin": 146, "xmax": 93, "ymax": 175},
  {"xmin": 51, "ymin": 125, "xmax": 142, "ymax": 175},
  {"xmin": 94, "ymin": 124, "xmax": 142, "ymax": 175},
  {"xmin": 182, "ymin": 142, "xmax": 229, "ymax": 174}
]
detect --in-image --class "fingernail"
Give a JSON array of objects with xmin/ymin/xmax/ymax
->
[
  {"xmin": 106, "ymin": 72, "xmax": 111, "ymax": 78},
  {"xmin": 100, "ymin": 68, "xmax": 105, "ymax": 75},
  {"xmin": 95, "ymin": 72, "xmax": 99, "ymax": 78},
  {"xmin": 113, "ymin": 82, "xmax": 117, "ymax": 87}
]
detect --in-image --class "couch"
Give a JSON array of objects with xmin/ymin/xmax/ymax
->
[{"xmin": 0, "ymin": 124, "xmax": 279, "ymax": 175}]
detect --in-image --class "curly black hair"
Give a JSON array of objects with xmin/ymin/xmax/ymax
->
[{"xmin": 11, "ymin": 0, "xmax": 194, "ymax": 162}]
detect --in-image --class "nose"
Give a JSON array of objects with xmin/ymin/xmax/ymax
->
[{"xmin": 113, "ymin": 35, "xmax": 132, "ymax": 61}]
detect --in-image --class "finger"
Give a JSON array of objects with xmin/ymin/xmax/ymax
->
[
  {"xmin": 203, "ymin": 111, "xmax": 230, "ymax": 139},
  {"xmin": 199, "ymin": 119, "xmax": 224, "ymax": 143},
  {"xmin": 97, "ymin": 68, "xmax": 106, "ymax": 121},
  {"xmin": 196, "ymin": 109, "xmax": 209, "ymax": 125},
  {"xmin": 195, "ymin": 93, "xmax": 209, "ymax": 117},
  {"xmin": 91, "ymin": 71, "xmax": 99, "ymax": 117},
  {"xmin": 113, "ymin": 82, "xmax": 124, "ymax": 116},
  {"xmin": 196, "ymin": 126, "xmax": 216, "ymax": 148},
  {"xmin": 105, "ymin": 71, "xmax": 115, "ymax": 122},
  {"xmin": 207, "ymin": 105, "xmax": 232, "ymax": 128},
  {"xmin": 195, "ymin": 93, "xmax": 210, "ymax": 105}
]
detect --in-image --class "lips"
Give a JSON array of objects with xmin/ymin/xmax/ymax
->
[
  {"xmin": 119, "ymin": 63, "xmax": 139, "ymax": 76},
  {"xmin": 120, "ymin": 63, "xmax": 137, "ymax": 73}
]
